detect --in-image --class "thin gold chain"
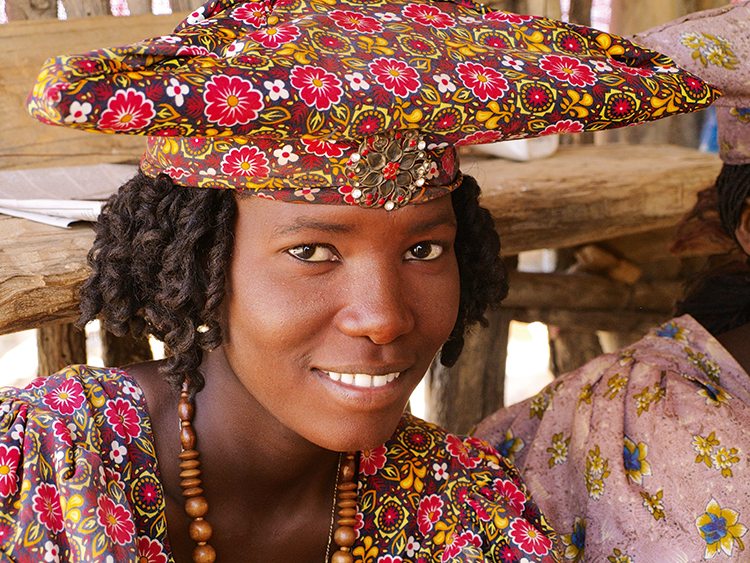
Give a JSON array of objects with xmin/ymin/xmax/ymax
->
[{"xmin": 324, "ymin": 452, "xmax": 343, "ymax": 563}]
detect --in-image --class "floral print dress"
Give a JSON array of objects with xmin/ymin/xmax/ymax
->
[
  {"xmin": 476, "ymin": 315, "xmax": 750, "ymax": 562},
  {"xmin": 0, "ymin": 366, "xmax": 560, "ymax": 562}
]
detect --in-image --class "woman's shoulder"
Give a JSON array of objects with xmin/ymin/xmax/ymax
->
[
  {"xmin": 355, "ymin": 412, "xmax": 560, "ymax": 562},
  {"xmin": 0, "ymin": 365, "xmax": 167, "ymax": 562}
]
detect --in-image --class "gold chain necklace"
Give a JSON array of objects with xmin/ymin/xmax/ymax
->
[{"xmin": 177, "ymin": 383, "xmax": 359, "ymax": 563}]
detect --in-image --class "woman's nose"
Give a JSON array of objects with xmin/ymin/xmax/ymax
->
[{"xmin": 335, "ymin": 265, "xmax": 415, "ymax": 345}]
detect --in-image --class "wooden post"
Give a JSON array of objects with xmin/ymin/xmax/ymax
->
[
  {"xmin": 548, "ymin": 325, "xmax": 602, "ymax": 376},
  {"xmin": 58, "ymin": 0, "xmax": 110, "ymax": 19},
  {"xmin": 5, "ymin": 0, "xmax": 56, "ymax": 20},
  {"xmin": 425, "ymin": 309, "xmax": 514, "ymax": 435},
  {"xmin": 37, "ymin": 323, "xmax": 87, "ymax": 377},
  {"xmin": 101, "ymin": 330, "xmax": 153, "ymax": 367}
]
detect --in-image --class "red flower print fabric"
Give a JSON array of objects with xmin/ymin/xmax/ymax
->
[
  {"xmin": 0, "ymin": 367, "xmax": 560, "ymax": 562},
  {"xmin": 26, "ymin": 0, "xmax": 719, "ymax": 200}
]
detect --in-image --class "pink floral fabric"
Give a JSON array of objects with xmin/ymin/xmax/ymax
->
[
  {"xmin": 475, "ymin": 315, "xmax": 750, "ymax": 562},
  {"xmin": 0, "ymin": 366, "xmax": 560, "ymax": 562}
]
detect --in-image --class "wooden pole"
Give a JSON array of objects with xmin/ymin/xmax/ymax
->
[
  {"xmin": 425, "ymin": 309, "xmax": 513, "ymax": 435},
  {"xmin": 101, "ymin": 330, "xmax": 153, "ymax": 367},
  {"xmin": 37, "ymin": 323, "xmax": 86, "ymax": 377}
]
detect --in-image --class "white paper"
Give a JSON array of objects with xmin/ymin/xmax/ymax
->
[{"xmin": 0, "ymin": 163, "xmax": 137, "ymax": 227}]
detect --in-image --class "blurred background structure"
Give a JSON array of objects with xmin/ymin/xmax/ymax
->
[{"xmin": 0, "ymin": 0, "xmax": 731, "ymax": 433}]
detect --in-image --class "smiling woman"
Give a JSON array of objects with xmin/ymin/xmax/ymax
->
[{"xmin": 3, "ymin": 0, "xmax": 720, "ymax": 561}]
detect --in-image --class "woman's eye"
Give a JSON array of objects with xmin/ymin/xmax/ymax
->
[
  {"xmin": 287, "ymin": 244, "xmax": 338, "ymax": 262},
  {"xmin": 405, "ymin": 243, "xmax": 443, "ymax": 261}
]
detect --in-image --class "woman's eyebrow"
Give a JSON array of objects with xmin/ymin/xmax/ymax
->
[
  {"xmin": 273, "ymin": 218, "xmax": 354, "ymax": 236},
  {"xmin": 407, "ymin": 210, "xmax": 458, "ymax": 235}
]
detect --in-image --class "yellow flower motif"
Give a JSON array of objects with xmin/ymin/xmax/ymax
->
[
  {"xmin": 693, "ymin": 432, "xmax": 721, "ymax": 467},
  {"xmin": 697, "ymin": 382, "xmax": 732, "ymax": 408},
  {"xmin": 618, "ymin": 349, "xmax": 635, "ymax": 366},
  {"xmin": 607, "ymin": 547, "xmax": 633, "ymax": 563},
  {"xmin": 604, "ymin": 374, "xmax": 628, "ymax": 400},
  {"xmin": 686, "ymin": 347, "xmax": 721, "ymax": 384},
  {"xmin": 679, "ymin": 31, "xmax": 740, "ymax": 70},
  {"xmin": 681, "ymin": 32, "xmax": 706, "ymax": 49},
  {"xmin": 584, "ymin": 445, "xmax": 610, "ymax": 500},
  {"xmin": 495, "ymin": 428, "xmax": 525, "ymax": 464},
  {"xmin": 633, "ymin": 385, "xmax": 665, "ymax": 416},
  {"xmin": 712, "ymin": 446, "xmax": 741, "ymax": 478},
  {"xmin": 655, "ymin": 320, "xmax": 690, "ymax": 342},
  {"xmin": 623, "ymin": 436, "xmax": 652, "ymax": 485},
  {"xmin": 547, "ymin": 432, "xmax": 570, "ymax": 468},
  {"xmin": 578, "ymin": 384, "xmax": 593, "ymax": 406},
  {"xmin": 560, "ymin": 517, "xmax": 586, "ymax": 562},
  {"xmin": 641, "ymin": 489, "xmax": 665, "ymax": 521},
  {"xmin": 529, "ymin": 393, "xmax": 550, "ymax": 420},
  {"xmin": 529, "ymin": 382, "xmax": 563, "ymax": 420},
  {"xmin": 696, "ymin": 498, "xmax": 748, "ymax": 559}
]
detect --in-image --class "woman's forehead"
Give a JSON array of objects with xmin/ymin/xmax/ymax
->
[{"xmin": 234, "ymin": 192, "xmax": 457, "ymax": 238}]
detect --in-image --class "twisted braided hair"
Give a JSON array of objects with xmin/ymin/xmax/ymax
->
[{"xmin": 78, "ymin": 171, "xmax": 507, "ymax": 398}]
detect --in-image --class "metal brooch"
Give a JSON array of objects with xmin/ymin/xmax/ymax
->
[{"xmin": 345, "ymin": 130, "xmax": 428, "ymax": 211}]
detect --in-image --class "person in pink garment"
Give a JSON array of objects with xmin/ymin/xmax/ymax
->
[{"xmin": 476, "ymin": 3, "xmax": 750, "ymax": 561}]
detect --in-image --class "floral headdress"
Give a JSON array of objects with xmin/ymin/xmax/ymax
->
[{"xmin": 28, "ymin": 0, "xmax": 720, "ymax": 209}]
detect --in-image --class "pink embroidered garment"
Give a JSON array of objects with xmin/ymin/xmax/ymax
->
[{"xmin": 475, "ymin": 315, "xmax": 750, "ymax": 562}]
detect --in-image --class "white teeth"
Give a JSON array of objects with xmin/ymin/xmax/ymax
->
[
  {"xmin": 324, "ymin": 371, "xmax": 400, "ymax": 388},
  {"xmin": 354, "ymin": 374, "xmax": 371, "ymax": 387}
]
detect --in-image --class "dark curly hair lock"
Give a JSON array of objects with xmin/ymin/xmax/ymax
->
[{"xmin": 78, "ymin": 171, "xmax": 507, "ymax": 400}]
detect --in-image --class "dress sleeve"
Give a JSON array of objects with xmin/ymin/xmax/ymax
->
[{"xmin": 0, "ymin": 365, "xmax": 164, "ymax": 563}]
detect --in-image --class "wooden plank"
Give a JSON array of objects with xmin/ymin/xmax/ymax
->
[
  {"xmin": 0, "ymin": 144, "xmax": 712, "ymax": 334},
  {"xmin": 0, "ymin": 12, "xmax": 185, "ymax": 171},
  {"xmin": 0, "ymin": 215, "xmax": 93, "ymax": 335},
  {"xmin": 502, "ymin": 270, "xmax": 682, "ymax": 313},
  {"xmin": 465, "ymin": 144, "xmax": 722, "ymax": 255}
]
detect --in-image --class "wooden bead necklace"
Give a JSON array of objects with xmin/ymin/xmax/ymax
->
[{"xmin": 178, "ymin": 383, "xmax": 359, "ymax": 563}]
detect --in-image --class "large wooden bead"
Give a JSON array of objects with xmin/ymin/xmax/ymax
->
[
  {"xmin": 181, "ymin": 426, "xmax": 196, "ymax": 450},
  {"xmin": 340, "ymin": 457, "xmax": 357, "ymax": 482},
  {"xmin": 337, "ymin": 499, "xmax": 357, "ymax": 509},
  {"xmin": 334, "ymin": 526, "xmax": 356, "ymax": 547},
  {"xmin": 338, "ymin": 508, "xmax": 356, "ymax": 518},
  {"xmin": 193, "ymin": 544, "xmax": 216, "ymax": 563},
  {"xmin": 179, "ymin": 400, "xmax": 195, "ymax": 422},
  {"xmin": 338, "ymin": 481, "xmax": 357, "ymax": 491},
  {"xmin": 339, "ymin": 491, "xmax": 357, "ymax": 500},
  {"xmin": 189, "ymin": 519, "xmax": 213, "ymax": 543},
  {"xmin": 185, "ymin": 496, "xmax": 209, "ymax": 518},
  {"xmin": 179, "ymin": 449, "xmax": 200, "ymax": 461},
  {"xmin": 331, "ymin": 549, "xmax": 354, "ymax": 563}
]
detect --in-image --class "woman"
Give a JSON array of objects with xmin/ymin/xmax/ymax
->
[
  {"xmin": 10, "ymin": 0, "xmax": 717, "ymax": 561},
  {"xmin": 476, "ymin": 3, "xmax": 750, "ymax": 562}
]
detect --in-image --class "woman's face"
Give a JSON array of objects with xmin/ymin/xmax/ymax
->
[{"xmin": 222, "ymin": 193, "xmax": 460, "ymax": 451}]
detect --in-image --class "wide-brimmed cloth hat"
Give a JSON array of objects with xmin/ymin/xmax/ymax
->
[{"xmin": 28, "ymin": 0, "xmax": 720, "ymax": 209}]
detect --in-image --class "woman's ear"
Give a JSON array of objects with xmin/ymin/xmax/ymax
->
[{"xmin": 736, "ymin": 197, "xmax": 750, "ymax": 255}]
